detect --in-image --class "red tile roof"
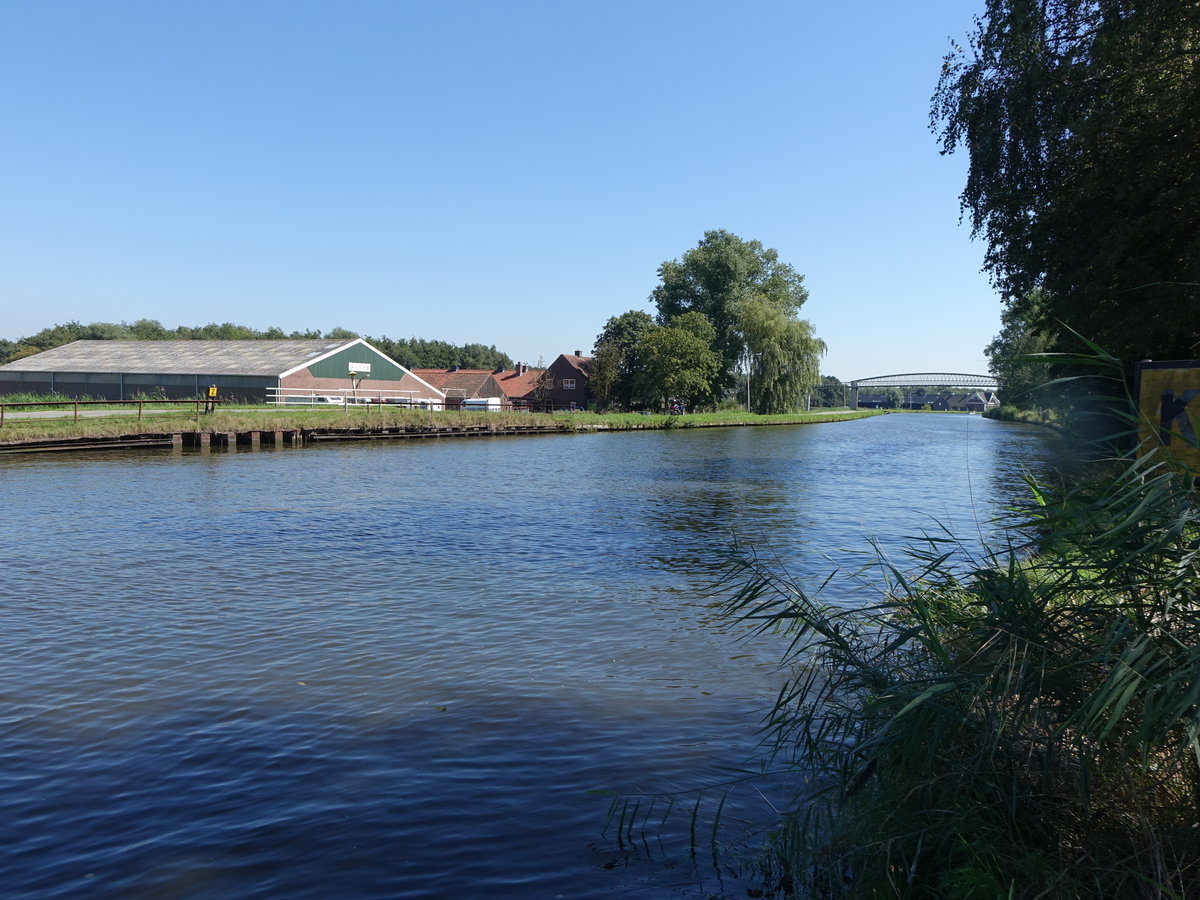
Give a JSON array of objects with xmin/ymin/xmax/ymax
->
[
  {"xmin": 491, "ymin": 367, "xmax": 544, "ymax": 400},
  {"xmin": 410, "ymin": 369, "xmax": 504, "ymax": 397},
  {"xmin": 410, "ymin": 365, "xmax": 550, "ymax": 401}
]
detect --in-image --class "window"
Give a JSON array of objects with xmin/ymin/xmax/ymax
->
[{"xmin": 562, "ymin": 378, "xmax": 576, "ymax": 390}]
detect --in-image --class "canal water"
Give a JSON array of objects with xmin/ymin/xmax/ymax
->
[{"xmin": 0, "ymin": 414, "xmax": 1062, "ymax": 898}]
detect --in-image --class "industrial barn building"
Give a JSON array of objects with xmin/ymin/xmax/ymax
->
[{"xmin": 0, "ymin": 338, "xmax": 446, "ymax": 405}]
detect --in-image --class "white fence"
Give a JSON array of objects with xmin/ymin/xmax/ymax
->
[{"xmin": 267, "ymin": 387, "xmax": 445, "ymax": 410}]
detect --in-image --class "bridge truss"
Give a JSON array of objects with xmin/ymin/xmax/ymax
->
[
  {"xmin": 846, "ymin": 373, "xmax": 999, "ymax": 410},
  {"xmin": 850, "ymin": 372, "xmax": 998, "ymax": 390}
]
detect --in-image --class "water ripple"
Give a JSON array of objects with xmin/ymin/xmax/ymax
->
[{"xmin": 0, "ymin": 417, "xmax": 1062, "ymax": 897}]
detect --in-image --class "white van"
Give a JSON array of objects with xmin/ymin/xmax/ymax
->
[{"xmin": 461, "ymin": 397, "xmax": 502, "ymax": 412}]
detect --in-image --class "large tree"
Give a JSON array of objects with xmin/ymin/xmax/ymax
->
[
  {"xmin": 934, "ymin": 0, "xmax": 1200, "ymax": 370},
  {"xmin": 651, "ymin": 230, "xmax": 812, "ymax": 396},
  {"xmin": 590, "ymin": 310, "xmax": 656, "ymax": 411},
  {"xmin": 634, "ymin": 312, "xmax": 721, "ymax": 412},
  {"xmin": 812, "ymin": 375, "xmax": 845, "ymax": 408},
  {"xmin": 984, "ymin": 288, "xmax": 1056, "ymax": 407}
]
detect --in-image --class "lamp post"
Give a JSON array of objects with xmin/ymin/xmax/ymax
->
[
  {"xmin": 745, "ymin": 351, "xmax": 753, "ymax": 413},
  {"xmin": 347, "ymin": 362, "xmax": 372, "ymax": 406}
]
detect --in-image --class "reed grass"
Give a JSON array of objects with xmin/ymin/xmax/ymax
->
[{"xmin": 711, "ymin": 346, "xmax": 1200, "ymax": 897}]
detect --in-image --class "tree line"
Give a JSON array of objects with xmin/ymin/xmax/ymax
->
[
  {"xmin": 590, "ymin": 229, "xmax": 829, "ymax": 413},
  {"xmin": 0, "ymin": 320, "xmax": 513, "ymax": 372},
  {"xmin": 933, "ymin": 0, "xmax": 1200, "ymax": 409}
]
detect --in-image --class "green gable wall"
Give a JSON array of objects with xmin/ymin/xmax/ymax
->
[{"xmin": 306, "ymin": 345, "xmax": 407, "ymax": 381}]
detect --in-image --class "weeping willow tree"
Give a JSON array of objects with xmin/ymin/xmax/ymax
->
[{"xmin": 738, "ymin": 298, "xmax": 826, "ymax": 414}]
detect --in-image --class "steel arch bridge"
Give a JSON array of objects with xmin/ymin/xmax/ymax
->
[{"xmin": 847, "ymin": 372, "xmax": 998, "ymax": 409}]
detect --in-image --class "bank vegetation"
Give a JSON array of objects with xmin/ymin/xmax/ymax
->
[
  {"xmin": 0, "ymin": 401, "xmax": 879, "ymax": 447},
  {"xmin": 712, "ymin": 355, "xmax": 1200, "ymax": 897}
]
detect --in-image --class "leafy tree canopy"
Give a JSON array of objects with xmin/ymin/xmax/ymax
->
[
  {"xmin": 590, "ymin": 310, "xmax": 656, "ymax": 411},
  {"xmin": 984, "ymin": 289, "xmax": 1056, "ymax": 408},
  {"xmin": 634, "ymin": 314, "xmax": 721, "ymax": 412},
  {"xmin": 651, "ymin": 230, "xmax": 811, "ymax": 394},
  {"xmin": 366, "ymin": 336, "xmax": 512, "ymax": 371},
  {"xmin": 812, "ymin": 375, "xmax": 845, "ymax": 408},
  {"xmin": 934, "ymin": 0, "xmax": 1200, "ymax": 369},
  {"xmin": 590, "ymin": 309, "xmax": 657, "ymax": 410}
]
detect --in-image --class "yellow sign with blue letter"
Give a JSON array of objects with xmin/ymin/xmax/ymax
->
[{"xmin": 1136, "ymin": 360, "xmax": 1200, "ymax": 473}]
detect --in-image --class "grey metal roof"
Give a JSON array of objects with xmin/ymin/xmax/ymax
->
[{"xmin": 0, "ymin": 340, "xmax": 353, "ymax": 376}]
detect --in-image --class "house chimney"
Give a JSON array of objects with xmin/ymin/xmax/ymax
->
[
  {"xmin": 493, "ymin": 365, "xmax": 504, "ymax": 374},
  {"xmin": 450, "ymin": 365, "xmax": 459, "ymax": 373},
  {"xmin": 575, "ymin": 350, "xmax": 582, "ymax": 357}
]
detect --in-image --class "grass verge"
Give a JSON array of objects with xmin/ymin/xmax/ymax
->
[{"xmin": 0, "ymin": 405, "xmax": 880, "ymax": 444}]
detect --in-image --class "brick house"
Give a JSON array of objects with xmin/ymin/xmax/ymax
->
[
  {"xmin": 439, "ymin": 354, "xmax": 594, "ymax": 411},
  {"xmin": 540, "ymin": 352, "xmax": 593, "ymax": 410}
]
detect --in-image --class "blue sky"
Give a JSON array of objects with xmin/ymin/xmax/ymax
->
[{"xmin": 1, "ymin": 0, "xmax": 994, "ymax": 380}]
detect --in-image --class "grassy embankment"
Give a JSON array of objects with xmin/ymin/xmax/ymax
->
[
  {"xmin": 0, "ymin": 399, "xmax": 880, "ymax": 445},
  {"xmin": 715, "ymin": 357, "xmax": 1200, "ymax": 897}
]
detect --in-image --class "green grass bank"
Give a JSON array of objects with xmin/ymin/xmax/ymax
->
[{"xmin": 0, "ymin": 403, "xmax": 881, "ymax": 448}]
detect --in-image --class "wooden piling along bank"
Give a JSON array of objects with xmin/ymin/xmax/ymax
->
[{"xmin": 0, "ymin": 422, "xmax": 579, "ymax": 454}]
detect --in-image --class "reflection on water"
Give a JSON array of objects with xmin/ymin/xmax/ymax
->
[{"xmin": 0, "ymin": 414, "xmax": 1062, "ymax": 898}]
